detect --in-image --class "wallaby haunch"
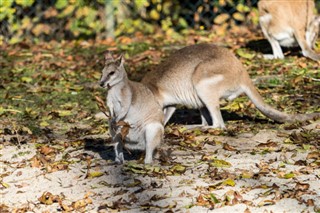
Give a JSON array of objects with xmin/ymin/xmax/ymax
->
[
  {"xmin": 258, "ymin": 0, "xmax": 320, "ymax": 61},
  {"xmin": 142, "ymin": 43, "xmax": 319, "ymax": 128},
  {"xmin": 100, "ymin": 53, "xmax": 164, "ymax": 164}
]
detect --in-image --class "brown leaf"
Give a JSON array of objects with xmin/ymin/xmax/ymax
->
[
  {"xmin": 196, "ymin": 194, "xmax": 209, "ymax": 206},
  {"xmin": 117, "ymin": 120, "xmax": 130, "ymax": 141},
  {"xmin": 306, "ymin": 199, "xmax": 314, "ymax": 206},
  {"xmin": 306, "ymin": 151, "xmax": 320, "ymax": 160},
  {"xmin": 257, "ymin": 199, "xmax": 275, "ymax": 206},
  {"xmin": 295, "ymin": 182, "xmax": 310, "ymax": 191},
  {"xmin": 30, "ymin": 156, "xmax": 41, "ymax": 168},
  {"xmin": 223, "ymin": 143, "xmax": 237, "ymax": 151},
  {"xmin": 244, "ymin": 207, "xmax": 251, "ymax": 213},
  {"xmin": 39, "ymin": 145, "xmax": 56, "ymax": 155},
  {"xmin": 94, "ymin": 96, "xmax": 109, "ymax": 118},
  {"xmin": 257, "ymin": 140, "xmax": 278, "ymax": 148}
]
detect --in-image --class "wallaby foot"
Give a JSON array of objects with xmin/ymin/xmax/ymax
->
[
  {"xmin": 114, "ymin": 142, "xmax": 124, "ymax": 164},
  {"xmin": 263, "ymin": 54, "xmax": 281, "ymax": 60}
]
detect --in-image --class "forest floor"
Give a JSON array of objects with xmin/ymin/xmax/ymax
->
[{"xmin": 1, "ymin": 27, "xmax": 320, "ymax": 212}]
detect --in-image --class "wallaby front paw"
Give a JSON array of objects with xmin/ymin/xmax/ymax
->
[
  {"xmin": 144, "ymin": 157, "xmax": 153, "ymax": 164},
  {"xmin": 115, "ymin": 153, "xmax": 124, "ymax": 164}
]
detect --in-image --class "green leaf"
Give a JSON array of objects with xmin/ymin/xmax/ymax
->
[
  {"xmin": 15, "ymin": 0, "xmax": 34, "ymax": 7},
  {"xmin": 236, "ymin": 48, "xmax": 255, "ymax": 59},
  {"xmin": 302, "ymin": 144, "xmax": 311, "ymax": 150},
  {"xmin": 55, "ymin": 0, "xmax": 68, "ymax": 9},
  {"xmin": 21, "ymin": 76, "xmax": 33, "ymax": 83},
  {"xmin": 283, "ymin": 173, "xmax": 295, "ymax": 179},
  {"xmin": 0, "ymin": 0, "xmax": 14, "ymax": 7},
  {"xmin": 209, "ymin": 193, "xmax": 220, "ymax": 203}
]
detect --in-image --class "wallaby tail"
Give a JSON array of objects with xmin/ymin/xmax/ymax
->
[{"xmin": 241, "ymin": 78, "xmax": 320, "ymax": 123}]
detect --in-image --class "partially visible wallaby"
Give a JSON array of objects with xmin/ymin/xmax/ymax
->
[
  {"xmin": 142, "ymin": 44, "xmax": 319, "ymax": 128},
  {"xmin": 258, "ymin": 0, "xmax": 320, "ymax": 61},
  {"xmin": 100, "ymin": 53, "xmax": 164, "ymax": 164}
]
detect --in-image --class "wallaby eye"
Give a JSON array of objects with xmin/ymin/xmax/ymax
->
[{"xmin": 109, "ymin": 71, "xmax": 115, "ymax": 76}]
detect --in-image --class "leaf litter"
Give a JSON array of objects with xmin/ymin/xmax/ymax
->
[{"xmin": 0, "ymin": 29, "xmax": 320, "ymax": 212}]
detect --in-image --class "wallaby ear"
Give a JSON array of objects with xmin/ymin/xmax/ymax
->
[
  {"xmin": 116, "ymin": 54, "xmax": 125, "ymax": 67},
  {"xmin": 104, "ymin": 51, "xmax": 114, "ymax": 62}
]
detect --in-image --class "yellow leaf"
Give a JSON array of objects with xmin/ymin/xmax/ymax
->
[
  {"xmin": 40, "ymin": 121, "xmax": 50, "ymax": 127},
  {"xmin": 214, "ymin": 14, "xmax": 229, "ymax": 24},
  {"xmin": 57, "ymin": 110, "xmax": 73, "ymax": 117},
  {"xmin": 233, "ymin": 12, "xmax": 245, "ymax": 21},
  {"xmin": 87, "ymin": 171, "xmax": 104, "ymax": 178},
  {"xmin": 21, "ymin": 76, "xmax": 32, "ymax": 83},
  {"xmin": 241, "ymin": 171, "xmax": 254, "ymax": 179},
  {"xmin": 60, "ymin": 5, "xmax": 75, "ymax": 17},
  {"xmin": 150, "ymin": 9, "xmax": 160, "ymax": 20},
  {"xmin": 209, "ymin": 159, "xmax": 232, "ymax": 168},
  {"xmin": 236, "ymin": 4, "xmax": 250, "ymax": 12},
  {"xmin": 171, "ymin": 164, "xmax": 186, "ymax": 174},
  {"xmin": 1, "ymin": 182, "xmax": 10, "ymax": 188},
  {"xmin": 223, "ymin": 179, "xmax": 236, "ymax": 186}
]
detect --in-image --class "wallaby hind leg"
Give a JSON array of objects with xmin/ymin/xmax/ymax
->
[
  {"xmin": 196, "ymin": 90, "xmax": 225, "ymax": 128},
  {"xmin": 144, "ymin": 123, "xmax": 163, "ymax": 164},
  {"xmin": 259, "ymin": 14, "xmax": 284, "ymax": 59},
  {"xmin": 164, "ymin": 106, "xmax": 176, "ymax": 125},
  {"xmin": 199, "ymin": 107, "xmax": 211, "ymax": 126},
  {"xmin": 113, "ymin": 133, "xmax": 124, "ymax": 163}
]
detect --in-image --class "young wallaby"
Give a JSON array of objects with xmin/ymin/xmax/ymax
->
[
  {"xmin": 258, "ymin": 0, "xmax": 320, "ymax": 61},
  {"xmin": 142, "ymin": 43, "xmax": 319, "ymax": 128},
  {"xmin": 100, "ymin": 53, "xmax": 164, "ymax": 164}
]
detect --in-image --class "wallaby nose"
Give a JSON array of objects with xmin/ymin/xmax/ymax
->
[{"xmin": 99, "ymin": 81, "xmax": 104, "ymax": 87}]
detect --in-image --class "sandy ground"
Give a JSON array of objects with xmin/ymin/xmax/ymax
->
[{"xmin": 1, "ymin": 119, "xmax": 319, "ymax": 212}]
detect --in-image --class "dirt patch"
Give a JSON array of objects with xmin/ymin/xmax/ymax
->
[{"xmin": 1, "ymin": 120, "xmax": 319, "ymax": 212}]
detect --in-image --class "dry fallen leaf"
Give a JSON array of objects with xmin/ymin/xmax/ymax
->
[
  {"xmin": 117, "ymin": 120, "xmax": 130, "ymax": 141},
  {"xmin": 38, "ymin": 192, "xmax": 60, "ymax": 205},
  {"xmin": 295, "ymin": 182, "xmax": 310, "ymax": 191},
  {"xmin": 306, "ymin": 151, "xmax": 320, "ymax": 160},
  {"xmin": 39, "ymin": 145, "xmax": 56, "ymax": 155},
  {"xmin": 94, "ymin": 96, "xmax": 110, "ymax": 118},
  {"xmin": 223, "ymin": 143, "xmax": 237, "ymax": 151}
]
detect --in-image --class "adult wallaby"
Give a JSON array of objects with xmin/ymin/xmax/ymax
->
[
  {"xmin": 142, "ymin": 43, "xmax": 319, "ymax": 128},
  {"xmin": 258, "ymin": 0, "xmax": 320, "ymax": 61},
  {"xmin": 100, "ymin": 53, "xmax": 164, "ymax": 164}
]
